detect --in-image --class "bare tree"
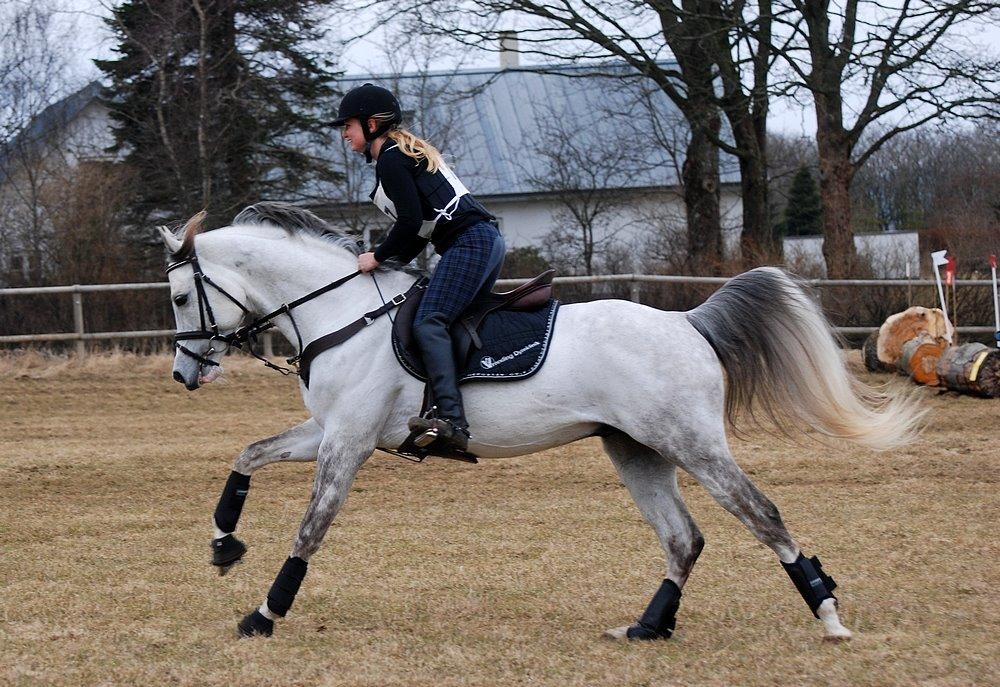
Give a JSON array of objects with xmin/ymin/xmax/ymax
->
[
  {"xmin": 523, "ymin": 111, "xmax": 637, "ymax": 275},
  {"xmin": 0, "ymin": 0, "xmax": 75, "ymax": 283},
  {"xmin": 771, "ymin": 0, "xmax": 1000, "ymax": 277}
]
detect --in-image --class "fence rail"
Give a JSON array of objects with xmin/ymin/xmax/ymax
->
[{"xmin": 2, "ymin": 274, "xmax": 997, "ymax": 354}]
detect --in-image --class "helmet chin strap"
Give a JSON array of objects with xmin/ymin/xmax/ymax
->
[{"xmin": 363, "ymin": 121, "xmax": 397, "ymax": 163}]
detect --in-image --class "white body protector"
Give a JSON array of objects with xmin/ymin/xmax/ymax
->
[{"xmin": 370, "ymin": 144, "xmax": 471, "ymax": 239}]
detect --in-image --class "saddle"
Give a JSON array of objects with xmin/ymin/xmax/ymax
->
[{"xmin": 392, "ymin": 269, "xmax": 558, "ymax": 383}]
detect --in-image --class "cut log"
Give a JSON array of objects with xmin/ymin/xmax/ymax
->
[
  {"xmin": 863, "ymin": 331, "xmax": 894, "ymax": 373},
  {"xmin": 877, "ymin": 307, "xmax": 951, "ymax": 366},
  {"xmin": 934, "ymin": 343, "xmax": 1000, "ymax": 397},
  {"xmin": 897, "ymin": 334, "xmax": 948, "ymax": 386}
]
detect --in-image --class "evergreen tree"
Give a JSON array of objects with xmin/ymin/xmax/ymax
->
[
  {"xmin": 95, "ymin": 0, "xmax": 340, "ymax": 226},
  {"xmin": 781, "ymin": 166, "xmax": 822, "ymax": 236}
]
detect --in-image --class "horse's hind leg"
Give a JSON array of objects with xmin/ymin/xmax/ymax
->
[
  {"xmin": 679, "ymin": 443, "xmax": 852, "ymax": 641},
  {"xmin": 601, "ymin": 431, "xmax": 704, "ymax": 641},
  {"xmin": 211, "ymin": 418, "xmax": 323, "ymax": 574}
]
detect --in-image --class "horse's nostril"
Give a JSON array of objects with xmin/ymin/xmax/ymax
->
[{"xmin": 173, "ymin": 370, "xmax": 184, "ymax": 383}]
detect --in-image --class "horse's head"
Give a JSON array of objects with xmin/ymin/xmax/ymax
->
[{"xmin": 157, "ymin": 216, "xmax": 251, "ymax": 390}]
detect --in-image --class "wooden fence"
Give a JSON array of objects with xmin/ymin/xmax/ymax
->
[{"xmin": 1, "ymin": 275, "xmax": 996, "ymax": 357}]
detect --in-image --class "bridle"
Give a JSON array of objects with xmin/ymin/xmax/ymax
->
[{"xmin": 165, "ymin": 249, "xmax": 422, "ymax": 379}]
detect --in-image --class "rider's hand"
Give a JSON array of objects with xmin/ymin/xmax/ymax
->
[{"xmin": 358, "ymin": 252, "xmax": 379, "ymax": 273}]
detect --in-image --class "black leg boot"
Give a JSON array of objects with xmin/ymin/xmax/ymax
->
[{"xmin": 411, "ymin": 313, "xmax": 470, "ymax": 452}]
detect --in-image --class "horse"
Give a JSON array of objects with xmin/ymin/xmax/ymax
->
[{"xmin": 158, "ymin": 202, "xmax": 924, "ymax": 642}]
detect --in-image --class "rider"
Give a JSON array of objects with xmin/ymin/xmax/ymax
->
[{"xmin": 332, "ymin": 83, "xmax": 505, "ymax": 453}]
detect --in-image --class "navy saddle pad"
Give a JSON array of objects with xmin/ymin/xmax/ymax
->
[{"xmin": 391, "ymin": 286, "xmax": 560, "ymax": 383}]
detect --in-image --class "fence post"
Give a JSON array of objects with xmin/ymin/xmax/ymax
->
[
  {"xmin": 262, "ymin": 331, "xmax": 274, "ymax": 358},
  {"xmin": 629, "ymin": 259, "xmax": 642, "ymax": 303},
  {"xmin": 72, "ymin": 288, "xmax": 86, "ymax": 357}
]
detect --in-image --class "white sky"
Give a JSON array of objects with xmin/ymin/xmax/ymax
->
[{"xmin": 51, "ymin": 0, "xmax": 997, "ymax": 140}]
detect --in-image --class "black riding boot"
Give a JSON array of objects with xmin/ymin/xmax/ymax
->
[{"xmin": 410, "ymin": 313, "xmax": 470, "ymax": 451}]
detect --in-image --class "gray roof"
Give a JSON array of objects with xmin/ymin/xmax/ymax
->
[{"xmin": 333, "ymin": 64, "xmax": 739, "ymax": 200}]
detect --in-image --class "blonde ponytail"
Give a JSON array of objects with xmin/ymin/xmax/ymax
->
[{"xmin": 372, "ymin": 113, "xmax": 444, "ymax": 173}]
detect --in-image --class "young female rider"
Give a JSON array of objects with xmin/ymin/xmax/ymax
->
[{"xmin": 333, "ymin": 83, "xmax": 505, "ymax": 453}]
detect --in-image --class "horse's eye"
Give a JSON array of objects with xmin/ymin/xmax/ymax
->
[{"xmin": 173, "ymin": 294, "xmax": 189, "ymax": 306}]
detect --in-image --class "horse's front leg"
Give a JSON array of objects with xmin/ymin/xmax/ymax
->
[
  {"xmin": 237, "ymin": 432, "xmax": 371, "ymax": 637},
  {"xmin": 211, "ymin": 418, "xmax": 323, "ymax": 574}
]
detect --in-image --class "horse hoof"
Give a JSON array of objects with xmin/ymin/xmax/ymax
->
[
  {"xmin": 217, "ymin": 559, "xmax": 242, "ymax": 576},
  {"xmin": 823, "ymin": 628, "xmax": 853, "ymax": 642},
  {"xmin": 602, "ymin": 626, "xmax": 631, "ymax": 641},
  {"xmin": 237, "ymin": 610, "xmax": 274, "ymax": 638},
  {"xmin": 211, "ymin": 534, "xmax": 247, "ymax": 573}
]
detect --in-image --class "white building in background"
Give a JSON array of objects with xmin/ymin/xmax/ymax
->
[{"xmin": 783, "ymin": 231, "xmax": 920, "ymax": 278}]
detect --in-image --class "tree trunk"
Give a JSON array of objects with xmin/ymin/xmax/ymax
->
[
  {"xmin": 735, "ymin": 129, "xmax": 772, "ymax": 265},
  {"xmin": 935, "ymin": 343, "xmax": 1000, "ymax": 397},
  {"xmin": 897, "ymin": 334, "xmax": 947, "ymax": 386},
  {"xmin": 682, "ymin": 105, "xmax": 722, "ymax": 272},
  {"xmin": 816, "ymin": 130, "xmax": 858, "ymax": 278}
]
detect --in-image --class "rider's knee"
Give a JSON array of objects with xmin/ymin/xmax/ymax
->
[{"xmin": 412, "ymin": 312, "xmax": 450, "ymax": 342}]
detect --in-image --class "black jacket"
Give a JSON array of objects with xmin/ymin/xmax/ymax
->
[{"xmin": 370, "ymin": 142, "xmax": 495, "ymax": 264}]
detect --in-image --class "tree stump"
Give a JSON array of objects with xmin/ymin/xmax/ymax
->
[
  {"xmin": 877, "ymin": 307, "xmax": 951, "ymax": 366},
  {"xmin": 863, "ymin": 331, "xmax": 894, "ymax": 373},
  {"xmin": 935, "ymin": 343, "xmax": 1000, "ymax": 397},
  {"xmin": 897, "ymin": 334, "xmax": 948, "ymax": 386}
]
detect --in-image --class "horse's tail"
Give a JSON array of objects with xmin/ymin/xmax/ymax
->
[{"xmin": 685, "ymin": 267, "xmax": 925, "ymax": 451}]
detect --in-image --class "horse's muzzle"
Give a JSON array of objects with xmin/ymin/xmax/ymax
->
[{"xmin": 173, "ymin": 369, "xmax": 200, "ymax": 390}]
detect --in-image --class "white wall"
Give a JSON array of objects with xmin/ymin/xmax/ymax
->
[
  {"xmin": 487, "ymin": 186, "xmax": 744, "ymax": 258},
  {"xmin": 783, "ymin": 231, "xmax": 920, "ymax": 277}
]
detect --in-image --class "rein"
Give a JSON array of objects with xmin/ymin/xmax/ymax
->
[{"xmin": 166, "ymin": 250, "xmax": 415, "ymax": 378}]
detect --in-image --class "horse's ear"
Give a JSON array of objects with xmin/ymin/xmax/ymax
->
[{"xmin": 156, "ymin": 225, "xmax": 182, "ymax": 253}]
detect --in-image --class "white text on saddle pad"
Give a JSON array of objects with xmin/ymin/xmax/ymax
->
[{"xmin": 480, "ymin": 341, "xmax": 541, "ymax": 370}]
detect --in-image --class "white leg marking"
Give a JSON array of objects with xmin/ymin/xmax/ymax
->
[
  {"xmin": 213, "ymin": 522, "xmax": 232, "ymax": 539},
  {"xmin": 817, "ymin": 598, "xmax": 852, "ymax": 641},
  {"xmin": 258, "ymin": 603, "xmax": 278, "ymax": 621},
  {"xmin": 602, "ymin": 626, "xmax": 630, "ymax": 641}
]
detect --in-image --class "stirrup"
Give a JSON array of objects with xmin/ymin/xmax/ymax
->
[{"xmin": 409, "ymin": 417, "xmax": 469, "ymax": 451}]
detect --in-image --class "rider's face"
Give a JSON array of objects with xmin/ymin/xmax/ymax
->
[{"xmin": 341, "ymin": 118, "xmax": 373, "ymax": 153}]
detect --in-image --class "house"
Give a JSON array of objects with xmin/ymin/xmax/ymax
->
[{"xmin": 0, "ymin": 81, "xmax": 116, "ymax": 281}]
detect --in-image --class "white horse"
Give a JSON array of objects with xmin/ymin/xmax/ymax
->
[{"xmin": 158, "ymin": 203, "xmax": 923, "ymax": 642}]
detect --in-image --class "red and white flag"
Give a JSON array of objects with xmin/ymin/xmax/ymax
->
[{"xmin": 945, "ymin": 256, "xmax": 956, "ymax": 286}]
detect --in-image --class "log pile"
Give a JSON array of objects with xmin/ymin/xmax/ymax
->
[
  {"xmin": 863, "ymin": 307, "xmax": 950, "ymax": 382},
  {"xmin": 876, "ymin": 307, "xmax": 951, "ymax": 365},
  {"xmin": 935, "ymin": 343, "xmax": 1000, "ymax": 397}
]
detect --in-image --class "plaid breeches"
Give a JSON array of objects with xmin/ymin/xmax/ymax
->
[{"xmin": 414, "ymin": 221, "xmax": 506, "ymax": 326}]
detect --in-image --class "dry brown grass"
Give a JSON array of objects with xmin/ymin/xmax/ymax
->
[{"xmin": 1, "ymin": 353, "xmax": 998, "ymax": 686}]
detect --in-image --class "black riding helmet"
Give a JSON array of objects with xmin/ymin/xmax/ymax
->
[{"xmin": 331, "ymin": 83, "xmax": 402, "ymax": 147}]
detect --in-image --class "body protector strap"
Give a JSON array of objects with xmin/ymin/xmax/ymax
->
[
  {"xmin": 213, "ymin": 470, "xmax": 251, "ymax": 534},
  {"xmin": 266, "ymin": 556, "xmax": 309, "ymax": 617},
  {"xmin": 627, "ymin": 579, "xmax": 682, "ymax": 640},
  {"xmin": 782, "ymin": 553, "xmax": 838, "ymax": 618}
]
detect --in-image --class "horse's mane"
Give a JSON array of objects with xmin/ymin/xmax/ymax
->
[
  {"xmin": 170, "ymin": 202, "xmax": 423, "ymax": 276},
  {"xmin": 232, "ymin": 202, "xmax": 362, "ymax": 256}
]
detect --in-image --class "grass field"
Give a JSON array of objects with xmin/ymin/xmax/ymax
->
[{"xmin": 1, "ymin": 352, "xmax": 998, "ymax": 686}]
